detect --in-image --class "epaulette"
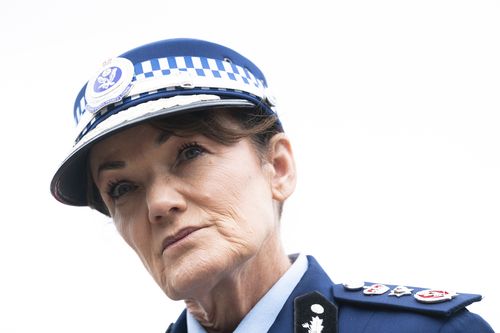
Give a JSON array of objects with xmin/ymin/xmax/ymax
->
[{"xmin": 332, "ymin": 282, "xmax": 483, "ymax": 317}]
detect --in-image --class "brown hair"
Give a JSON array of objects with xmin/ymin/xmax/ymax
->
[{"xmin": 87, "ymin": 106, "xmax": 283, "ymax": 216}]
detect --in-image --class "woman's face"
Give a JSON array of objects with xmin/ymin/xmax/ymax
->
[{"xmin": 89, "ymin": 122, "xmax": 288, "ymax": 299}]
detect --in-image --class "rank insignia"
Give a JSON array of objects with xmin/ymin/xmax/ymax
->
[
  {"xmin": 414, "ymin": 289, "xmax": 458, "ymax": 303},
  {"xmin": 389, "ymin": 285, "xmax": 413, "ymax": 297},
  {"xmin": 363, "ymin": 283, "xmax": 389, "ymax": 296},
  {"xmin": 295, "ymin": 291, "xmax": 338, "ymax": 333}
]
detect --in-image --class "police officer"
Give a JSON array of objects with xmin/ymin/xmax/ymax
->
[{"xmin": 50, "ymin": 38, "xmax": 495, "ymax": 333}]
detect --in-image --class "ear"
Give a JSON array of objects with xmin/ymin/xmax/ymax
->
[{"xmin": 267, "ymin": 133, "xmax": 297, "ymax": 202}]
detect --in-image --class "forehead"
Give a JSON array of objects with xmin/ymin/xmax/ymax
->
[{"xmin": 89, "ymin": 124, "xmax": 160, "ymax": 162}]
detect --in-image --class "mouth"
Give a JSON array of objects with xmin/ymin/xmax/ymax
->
[{"xmin": 161, "ymin": 226, "xmax": 206, "ymax": 254}]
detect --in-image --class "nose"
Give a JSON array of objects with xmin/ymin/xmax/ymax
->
[{"xmin": 146, "ymin": 177, "xmax": 187, "ymax": 224}]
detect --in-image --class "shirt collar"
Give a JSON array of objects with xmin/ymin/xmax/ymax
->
[{"xmin": 186, "ymin": 253, "xmax": 308, "ymax": 333}]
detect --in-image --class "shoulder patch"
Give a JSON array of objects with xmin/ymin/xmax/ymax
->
[{"xmin": 332, "ymin": 282, "xmax": 482, "ymax": 317}]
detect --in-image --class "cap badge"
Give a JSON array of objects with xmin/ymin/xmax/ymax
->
[
  {"xmin": 389, "ymin": 286, "xmax": 413, "ymax": 297},
  {"xmin": 414, "ymin": 289, "xmax": 458, "ymax": 303},
  {"xmin": 363, "ymin": 284, "xmax": 389, "ymax": 296},
  {"xmin": 85, "ymin": 57, "xmax": 134, "ymax": 114}
]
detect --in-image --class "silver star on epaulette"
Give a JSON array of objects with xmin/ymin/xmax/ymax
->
[{"xmin": 389, "ymin": 285, "xmax": 413, "ymax": 297}]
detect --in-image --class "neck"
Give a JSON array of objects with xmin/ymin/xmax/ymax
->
[{"xmin": 184, "ymin": 237, "xmax": 291, "ymax": 333}]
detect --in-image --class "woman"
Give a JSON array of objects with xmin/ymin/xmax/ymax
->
[{"xmin": 51, "ymin": 38, "xmax": 494, "ymax": 333}]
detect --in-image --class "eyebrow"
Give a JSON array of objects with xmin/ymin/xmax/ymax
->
[
  {"xmin": 96, "ymin": 131, "xmax": 172, "ymax": 175},
  {"xmin": 97, "ymin": 160, "xmax": 126, "ymax": 175},
  {"xmin": 156, "ymin": 131, "xmax": 172, "ymax": 145}
]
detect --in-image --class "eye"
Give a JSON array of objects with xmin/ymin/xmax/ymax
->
[
  {"xmin": 177, "ymin": 142, "xmax": 206, "ymax": 162},
  {"xmin": 107, "ymin": 180, "xmax": 138, "ymax": 200}
]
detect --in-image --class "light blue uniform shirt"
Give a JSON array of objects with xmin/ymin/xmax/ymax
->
[{"xmin": 186, "ymin": 253, "xmax": 308, "ymax": 333}]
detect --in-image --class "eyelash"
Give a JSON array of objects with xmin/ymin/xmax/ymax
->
[
  {"xmin": 106, "ymin": 179, "xmax": 137, "ymax": 200},
  {"xmin": 176, "ymin": 141, "xmax": 206, "ymax": 162}
]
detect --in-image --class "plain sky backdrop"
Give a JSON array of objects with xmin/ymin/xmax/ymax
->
[{"xmin": 1, "ymin": 1, "xmax": 499, "ymax": 332}]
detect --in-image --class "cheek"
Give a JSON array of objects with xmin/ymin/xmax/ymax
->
[
  {"xmin": 196, "ymin": 165, "xmax": 275, "ymax": 247},
  {"xmin": 113, "ymin": 212, "xmax": 159, "ymax": 276}
]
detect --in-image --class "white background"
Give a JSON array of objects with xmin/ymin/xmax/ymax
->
[{"xmin": 1, "ymin": 0, "xmax": 498, "ymax": 332}]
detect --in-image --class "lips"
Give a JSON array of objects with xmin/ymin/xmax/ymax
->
[{"xmin": 161, "ymin": 226, "xmax": 204, "ymax": 253}]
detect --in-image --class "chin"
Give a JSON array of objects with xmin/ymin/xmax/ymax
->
[
  {"xmin": 158, "ymin": 252, "xmax": 225, "ymax": 300},
  {"xmin": 159, "ymin": 247, "xmax": 249, "ymax": 300}
]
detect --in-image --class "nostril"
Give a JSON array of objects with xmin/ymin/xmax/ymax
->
[
  {"xmin": 146, "ymin": 181, "xmax": 187, "ymax": 223},
  {"xmin": 149, "ymin": 203, "xmax": 185, "ymax": 225}
]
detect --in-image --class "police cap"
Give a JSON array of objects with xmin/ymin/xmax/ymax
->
[{"xmin": 50, "ymin": 38, "xmax": 278, "ymax": 209}]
